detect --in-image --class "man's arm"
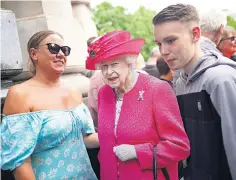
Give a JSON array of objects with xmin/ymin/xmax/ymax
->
[{"xmin": 209, "ymin": 77, "xmax": 236, "ymax": 180}]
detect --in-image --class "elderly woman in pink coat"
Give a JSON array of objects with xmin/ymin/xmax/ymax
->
[{"xmin": 86, "ymin": 30, "xmax": 190, "ymax": 180}]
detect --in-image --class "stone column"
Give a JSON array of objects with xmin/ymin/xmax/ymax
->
[
  {"xmin": 1, "ymin": 0, "xmax": 94, "ymax": 96},
  {"xmin": 2, "ymin": 0, "xmax": 88, "ymax": 81},
  {"xmin": 72, "ymin": 0, "xmax": 98, "ymax": 41},
  {"xmin": 0, "ymin": 9, "xmax": 23, "ymax": 80}
]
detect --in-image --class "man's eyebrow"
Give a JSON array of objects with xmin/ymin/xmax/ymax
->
[
  {"xmin": 154, "ymin": 35, "xmax": 177, "ymax": 43},
  {"xmin": 163, "ymin": 35, "xmax": 177, "ymax": 41}
]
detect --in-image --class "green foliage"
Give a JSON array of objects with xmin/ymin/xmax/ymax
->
[
  {"xmin": 227, "ymin": 16, "xmax": 236, "ymax": 29},
  {"xmin": 93, "ymin": 2, "xmax": 236, "ymax": 60},
  {"xmin": 92, "ymin": 2, "xmax": 157, "ymax": 60}
]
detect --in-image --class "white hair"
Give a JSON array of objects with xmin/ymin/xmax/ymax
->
[
  {"xmin": 150, "ymin": 47, "xmax": 160, "ymax": 57},
  {"xmin": 95, "ymin": 55, "xmax": 138, "ymax": 70},
  {"xmin": 200, "ymin": 9, "xmax": 227, "ymax": 33}
]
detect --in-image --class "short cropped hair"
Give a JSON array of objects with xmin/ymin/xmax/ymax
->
[
  {"xmin": 156, "ymin": 58, "xmax": 171, "ymax": 76},
  {"xmin": 153, "ymin": 3, "xmax": 200, "ymax": 25}
]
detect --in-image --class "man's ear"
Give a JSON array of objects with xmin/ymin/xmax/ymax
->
[
  {"xmin": 192, "ymin": 26, "xmax": 201, "ymax": 42},
  {"xmin": 214, "ymin": 24, "xmax": 224, "ymax": 46}
]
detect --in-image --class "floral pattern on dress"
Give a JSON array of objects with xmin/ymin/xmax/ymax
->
[{"xmin": 1, "ymin": 103, "xmax": 97, "ymax": 180}]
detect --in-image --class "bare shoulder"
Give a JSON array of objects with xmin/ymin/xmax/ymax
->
[{"xmin": 3, "ymin": 82, "xmax": 31, "ymax": 115}]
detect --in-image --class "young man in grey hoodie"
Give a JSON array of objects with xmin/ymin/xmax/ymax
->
[
  {"xmin": 153, "ymin": 4, "xmax": 236, "ymax": 180},
  {"xmin": 173, "ymin": 9, "xmax": 227, "ymax": 92}
]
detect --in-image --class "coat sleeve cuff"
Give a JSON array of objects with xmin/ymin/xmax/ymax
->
[{"xmin": 135, "ymin": 143, "xmax": 153, "ymax": 170}]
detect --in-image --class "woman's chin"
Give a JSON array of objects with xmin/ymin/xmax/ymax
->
[
  {"xmin": 52, "ymin": 67, "xmax": 65, "ymax": 74},
  {"xmin": 107, "ymin": 81, "xmax": 119, "ymax": 88},
  {"xmin": 108, "ymin": 84, "xmax": 118, "ymax": 89}
]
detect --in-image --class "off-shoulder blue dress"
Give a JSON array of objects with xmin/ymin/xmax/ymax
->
[{"xmin": 1, "ymin": 103, "xmax": 98, "ymax": 180}]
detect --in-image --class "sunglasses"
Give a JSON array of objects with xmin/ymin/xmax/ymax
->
[
  {"xmin": 40, "ymin": 43, "xmax": 71, "ymax": 56},
  {"xmin": 220, "ymin": 36, "xmax": 236, "ymax": 42}
]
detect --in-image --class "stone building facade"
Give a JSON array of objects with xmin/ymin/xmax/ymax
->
[{"xmin": 1, "ymin": 0, "xmax": 97, "ymax": 111}]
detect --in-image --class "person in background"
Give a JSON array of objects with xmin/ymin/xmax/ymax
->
[
  {"xmin": 86, "ymin": 36, "xmax": 101, "ymax": 179},
  {"xmin": 153, "ymin": 4, "xmax": 236, "ymax": 180},
  {"xmin": 156, "ymin": 57, "xmax": 173, "ymax": 88},
  {"xmin": 87, "ymin": 37, "xmax": 97, "ymax": 47},
  {"xmin": 85, "ymin": 37, "xmax": 99, "ymax": 78},
  {"xmin": 200, "ymin": 9, "xmax": 227, "ymax": 52},
  {"xmin": 142, "ymin": 47, "xmax": 161, "ymax": 78},
  {"xmin": 87, "ymin": 36, "xmax": 102, "ymax": 127},
  {"xmin": 1, "ymin": 30, "xmax": 98, "ymax": 180},
  {"xmin": 88, "ymin": 70, "xmax": 103, "ymax": 128},
  {"xmin": 86, "ymin": 30, "xmax": 190, "ymax": 180},
  {"xmin": 136, "ymin": 53, "xmax": 146, "ymax": 70},
  {"xmin": 217, "ymin": 26, "xmax": 236, "ymax": 58}
]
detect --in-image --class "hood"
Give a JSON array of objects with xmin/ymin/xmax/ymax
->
[
  {"xmin": 199, "ymin": 36, "xmax": 221, "ymax": 54},
  {"xmin": 180, "ymin": 51, "xmax": 236, "ymax": 84}
]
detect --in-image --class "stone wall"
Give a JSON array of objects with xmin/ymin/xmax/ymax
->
[{"xmin": 1, "ymin": 0, "xmax": 97, "ymax": 103}]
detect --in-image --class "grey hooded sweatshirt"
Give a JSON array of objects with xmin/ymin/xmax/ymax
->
[
  {"xmin": 199, "ymin": 36, "xmax": 222, "ymax": 54},
  {"xmin": 176, "ymin": 49, "xmax": 236, "ymax": 179}
]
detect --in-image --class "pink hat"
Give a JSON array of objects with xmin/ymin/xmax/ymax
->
[{"xmin": 86, "ymin": 30, "xmax": 145, "ymax": 70}]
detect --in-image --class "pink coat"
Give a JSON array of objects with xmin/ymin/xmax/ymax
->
[{"xmin": 98, "ymin": 74, "xmax": 190, "ymax": 180}]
